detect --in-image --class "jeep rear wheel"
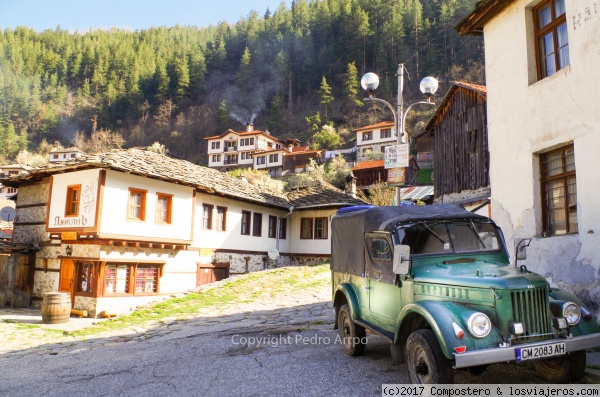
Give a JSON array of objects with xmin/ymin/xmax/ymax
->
[
  {"xmin": 532, "ymin": 350, "xmax": 586, "ymax": 383},
  {"xmin": 406, "ymin": 329, "xmax": 454, "ymax": 384},
  {"xmin": 337, "ymin": 304, "xmax": 366, "ymax": 356}
]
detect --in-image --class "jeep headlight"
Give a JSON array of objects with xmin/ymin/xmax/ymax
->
[
  {"xmin": 467, "ymin": 312, "xmax": 491, "ymax": 338},
  {"xmin": 562, "ymin": 302, "xmax": 581, "ymax": 325}
]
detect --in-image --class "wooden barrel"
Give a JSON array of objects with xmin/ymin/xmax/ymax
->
[{"xmin": 41, "ymin": 292, "xmax": 71, "ymax": 324}]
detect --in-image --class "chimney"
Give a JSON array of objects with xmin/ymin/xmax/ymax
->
[
  {"xmin": 246, "ymin": 123, "xmax": 253, "ymax": 132},
  {"xmin": 288, "ymin": 144, "xmax": 293, "ymax": 152}
]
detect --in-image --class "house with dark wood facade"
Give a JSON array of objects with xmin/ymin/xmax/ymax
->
[
  {"xmin": 421, "ymin": 81, "xmax": 490, "ymax": 215},
  {"xmin": 0, "ymin": 148, "xmax": 364, "ymax": 316}
]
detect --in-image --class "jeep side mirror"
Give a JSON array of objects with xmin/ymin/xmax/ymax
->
[
  {"xmin": 514, "ymin": 238, "xmax": 531, "ymax": 260},
  {"xmin": 393, "ymin": 245, "xmax": 411, "ymax": 275}
]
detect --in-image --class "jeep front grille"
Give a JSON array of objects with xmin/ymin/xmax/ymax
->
[{"xmin": 510, "ymin": 287, "xmax": 550, "ymax": 336}]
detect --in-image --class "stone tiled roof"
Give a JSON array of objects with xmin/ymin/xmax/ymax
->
[
  {"xmin": 287, "ymin": 180, "xmax": 366, "ymax": 209},
  {"xmin": 2, "ymin": 148, "xmax": 366, "ymax": 210},
  {"xmin": 0, "ymin": 240, "xmax": 39, "ymax": 252}
]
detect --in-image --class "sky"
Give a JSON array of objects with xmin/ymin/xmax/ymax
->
[{"xmin": 0, "ymin": 0, "xmax": 292, "ymax": 32}]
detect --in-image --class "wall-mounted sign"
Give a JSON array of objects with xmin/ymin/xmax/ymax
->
[
  {"xmin": 384, "ymin": 144, "xmax": 409, "ymax": 169},
  {"xmin": 387, "ymin": 167, "xmax": 406, "ymax": 185},
  {"xmin": 61, "ymin": 232, "xmax": 78, "ymax": 241}
]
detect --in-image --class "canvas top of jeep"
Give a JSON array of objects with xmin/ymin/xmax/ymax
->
[{"xmin": 332, "ymin": 204, "xmax": 511, "ymax": 281}]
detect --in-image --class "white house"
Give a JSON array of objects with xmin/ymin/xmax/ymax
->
[
  {"xmin": 2, "ymin": 148, "xmax": 365, "ymax": 316},
  {"xmin": 204, "ymin": 125, "xmax": 282, "ymax": 171},
  {"xmin": 457, "ymin": 0, "xmax": 600, "ymax": 316},
  {"xmin": 0, "ymin": 164, "xmax": 30, "ymax": 199},
  {"xmin": 48, "ymin": 147, "xmax": 84, "ymax": 163},
  {"xmin": 354, "ymin": 121, "xmax": 396, "ymax": 162}
]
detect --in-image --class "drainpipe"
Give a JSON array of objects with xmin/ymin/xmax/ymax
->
[{"xmin": 276, "ymin": 206, "xmax": 294, "ymax": 265}]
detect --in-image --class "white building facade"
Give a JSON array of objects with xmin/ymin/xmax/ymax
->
[
  {"xmin": 457, "ymin": 0, "xmax": 600, "ymax": 316},
  {"xmin": 354, "ymin": 121, "xmax": 397, "ymax": 162},
  {"xmin": 3, "ymin": 149, "xmax": 364, "ymax": 316}
]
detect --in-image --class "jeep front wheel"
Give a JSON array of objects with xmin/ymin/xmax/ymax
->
[
  {"xmin": 532, "ymin": 350, "xmax": 586, "ymax": 383},
  {"xmin": 337, "ymin": 304, "xmax": 366, "ymax": 356},
  {"xmin": 405, "ymin": 329, "xmax": 454, "ymax": 384}
]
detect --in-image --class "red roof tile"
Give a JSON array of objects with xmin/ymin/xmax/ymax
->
[
  {"xmin": 354, "ymin": 121, "xmax": 394, "ymax": 132},
  {"xmin": 352, "ymin": 160, "xmax": 385, "ymax": 171}
]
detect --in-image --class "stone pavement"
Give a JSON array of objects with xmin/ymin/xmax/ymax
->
[
  {"xmin": 1, "ymin": 276, "xmax": 600, "ymax": 382},
  {"xmin": 0, "ymin": 275, "xmax": 335, "ymax": 359}
]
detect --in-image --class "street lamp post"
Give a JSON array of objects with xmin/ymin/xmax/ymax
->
[{"xmin": 361, "ymin": 64, "xmax": 438, "ymax": 205}]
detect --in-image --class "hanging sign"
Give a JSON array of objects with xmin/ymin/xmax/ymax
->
[
  {"xmin": 387, "ymin": 167, "xmax": 406, "ymax": 185},
  {"xmin": 385, "ymin": 144, "xmax": 409, "ymax": 169}
]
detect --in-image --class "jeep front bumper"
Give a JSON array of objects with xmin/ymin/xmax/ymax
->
[{"xmin": 453, "ymin": 333, "xmax": 600, "ymax": 369}]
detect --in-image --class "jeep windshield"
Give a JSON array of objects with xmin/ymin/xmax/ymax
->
[{"xmin": 395, "ymin": 219, "xmax": 501, "ymax": 256}]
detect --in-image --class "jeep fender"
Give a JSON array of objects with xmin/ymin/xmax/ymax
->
[
  {"xmin": 549, "ymin": 288, "xmax": 600, "ymax": 335},
  {"xmin": 333, "ymin": 283, "xmax": 360, "ymax": 330},
  {"xmin": 395, "ymin": 301, "xmax": 504, "ymax": 360}
]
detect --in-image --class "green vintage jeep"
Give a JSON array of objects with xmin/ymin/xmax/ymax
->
[{"xmin": 331, "ymin": 205, "xmax": 600, "ymax": 384}]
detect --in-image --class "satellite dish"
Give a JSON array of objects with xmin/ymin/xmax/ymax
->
[
  {"xmin": 267, "ymin": 249, "xmax": 279, "ymax": 260},
  {"xmin": 0, "ymin": 207, "xmax": 16, "ymax": 222}
]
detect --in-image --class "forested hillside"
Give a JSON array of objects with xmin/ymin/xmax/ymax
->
[{"xmin": 0, "ymin": 0, "xmax": 484, "ymax": 165}]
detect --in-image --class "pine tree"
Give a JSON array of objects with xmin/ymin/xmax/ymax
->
[
  {"xmin": 318, "ymin": 76, "xmax": 334, "ymax": 118},
  {"xmin": 343, "ymin": 62, "xmax": 363, "ymax": 108}
]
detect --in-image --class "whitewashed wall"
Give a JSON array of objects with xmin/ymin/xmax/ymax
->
[
  {"xmin": 47, "ymin": 169, "xmax": 100, "ymax": 230},
  {"xmin": 482, "ymin": 0, "xmax": 600, "ymax": 315},
  {"xmin": 192, "ymin": 192, "xmax": 290, "ymax": 253},
  {"xmin": 99, "ymin": 170, "xmax": 194, "ymax": 242},
  {"xmin": 288, "ymin": 209, "xmax": 335, "ymax": 255}
]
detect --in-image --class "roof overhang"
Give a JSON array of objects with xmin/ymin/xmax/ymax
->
[{"xmin": 455, "ymin": 0, "xmax": 516, "ymax": 36}]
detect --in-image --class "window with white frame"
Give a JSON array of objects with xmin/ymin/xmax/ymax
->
[
  {"xmin": 211, "ymin": 141, "xmax": 220, "ymax": 150},
  {"xmin": 362, "ymin": 131, "xmax": 373, "ymax": 141},
  {"xmin": 256, "ymin": 156, "xmax": 266, "ymax": 165},
  {"xmin": 269, "ymin": 153, "xmax": 279, "ymax": 163},
  {"xmin": 380, "ymin": 129, "xmax": 392, "ymax": 139}
]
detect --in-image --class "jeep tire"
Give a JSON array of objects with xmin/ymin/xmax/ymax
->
[
  {"xmin": 532, "ymin": 350, "xmax": 586, "ymax": 383},
  {"xmin": 406, "ymin": 329, "xmax": 454, "ymax": 384},
  {"xmin": 337, "ymin": 304, "xmax": 366, "ymax": 356}
]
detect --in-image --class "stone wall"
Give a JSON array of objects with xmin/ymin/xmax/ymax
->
[{"xmin": 13, "ymin": 182, "xmax": 49, "ymax": 245}]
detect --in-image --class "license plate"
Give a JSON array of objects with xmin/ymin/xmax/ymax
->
[{"xmin": 515, "ymin": 342, "xmax": 566, "ymax": 362}]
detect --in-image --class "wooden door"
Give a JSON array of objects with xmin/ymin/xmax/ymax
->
[
  {"xmin": 196, "ymin": 263, "xmax": 230, "ymax": 286},
  {"xmin": 59, "ymin": 260, "xmax": 76, "ymax": 307}
]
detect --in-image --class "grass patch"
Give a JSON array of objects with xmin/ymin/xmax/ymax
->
[{"xmin": 69, "ymin": 265, "xmax": 330, "ymax": 337}]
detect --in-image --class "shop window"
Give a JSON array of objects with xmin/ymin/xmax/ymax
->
[
  {"xmin": 76, "ymin": 262, "xmax": 95, "ymax": 294},
  {"xmin": 135, "ymin": 266, "xmax": 159, "ymax": 293},
  {"xmin": 104, "ymin": 264, "xmax": 130, "ymax": 294}
]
